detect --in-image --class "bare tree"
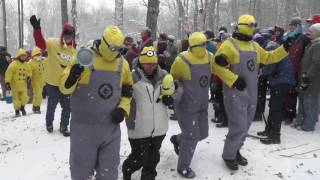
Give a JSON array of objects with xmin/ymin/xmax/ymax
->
[
  {"xmin": 71, "ymin": 0, "xmax": 79, "ymax": 42},
  {"xmin": 215, "ymin": 0, "xmax": 220, "ymax": 31},
  {"xmin": 1, "ymin": 0, "xmax": 7, "ymax": 48},
  {"xmin": 61, "ymin": 0, "xmax": 68, "ymax": 25},
  {"xmin": 193, "ymin": 0, "xmax": 199, "ymax": 32},
  {"xmin": 146, "ymin": 0, "xmax": 160, "ymax": 39},
  {"xmin": 114, "ymin": 0, "xmax": 124, "ymax": 29}
]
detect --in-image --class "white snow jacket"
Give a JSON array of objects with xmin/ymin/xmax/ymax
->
[{"xmin": 126, "ymin": 66, "xmax": 169, "ymax": 139}]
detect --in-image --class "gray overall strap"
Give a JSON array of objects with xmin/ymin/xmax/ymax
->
[
  {"xmin": 117, "ymin": 58, "xmax": 123, "ymax": 74},
  {"xmin": 179, "ymin": 52, "xmax": 211, "ymax": 65},
  {"xmin": 178, "ymin": 54, "xmax": 192, "ymax": 66},
  {"xmin": 229, "ymin": 38, "xmax": 257, "ymax": 52}
]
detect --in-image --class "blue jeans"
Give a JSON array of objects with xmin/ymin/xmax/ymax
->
[
  {"xmin": 45, "ymin": 84, "xmax": 71, "ymax": 128},
  {"xmin": 296, "ymin": 94, "xmax": 319, "ymax": 131}
]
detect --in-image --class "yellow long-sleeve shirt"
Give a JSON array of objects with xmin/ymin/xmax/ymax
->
[
  {"xmin": 44, "ymin": 38, "xmax": 76, "ymax": 86},
  {"xmin": 59, "ymin": 52, "xmax": 133, "ymax": 116},
  {"xmin": 170, "ymin": 50, "xmax": 238, "ymax": 87},
  {"xmin": 214, "ymin": 38, "xmax": 289, "ymax": 85}
]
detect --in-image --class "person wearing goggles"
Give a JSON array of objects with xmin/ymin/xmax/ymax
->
[
  {"xmin": 214, "ymin": 14, "xmax": 291, "ymax": 171},
  {"xmin": 60, "ymin": 25, "xmax": 133, "ymax": 180}
]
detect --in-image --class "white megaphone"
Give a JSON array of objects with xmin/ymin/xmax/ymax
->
[{"xmin": 77, "ymin": 48, "xmax": 94, "ymax": 67}]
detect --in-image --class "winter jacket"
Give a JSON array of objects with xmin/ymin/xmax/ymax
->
[
  {"xmin": 0, "ymin": 51, "xmax": 11, "ymax": 76},
  {"xmin": 288, "ymin": 34, "xmax": 311, "ymax": 76},
  {"xmin": 126, "ymin": 66, "xmax": 169, "ymax": 139},
  {"xmin": 262, "ymin": 41, "xmax": 296, "ymax": 87},
  {"xmin": 5, "ymin": 60, "xmax": 32, "ymax": 90},
  {"xmin": 299, "ymin": 37, "xmax": 320, "ymax": 96},
  {"xmin": 207, "ymin": 41, "xmax": 217, "ymax": 54}
]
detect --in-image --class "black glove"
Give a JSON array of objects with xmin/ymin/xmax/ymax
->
[
  {"xmin": 5, "ymin": 83, "xmax": 11, "ymax": 91},
  {"xmin": 283, "ymin": 37, "xmax": 295, "ymax": 52},
  {"xmin": 121, "ymin": 84, "xmax": 133, "ymax": 98},
  {"xmin": 65, "ymin": 64, "xmax": 84, "ymax": 89},
  {"xmin": 215, "ymin": 54, "xmax": 229, "ymax": 66},
  {"xmin": 30, "ymin": 15, "xmax": 41, "ymax": 29},
  {"xmin": 162, "ymin": 95, "xmax": 174, "ymax": 106},
  {"xmin": 112, "ymin": 107, "xmax": 125, "ymax": 124},
  {"xmin": 232, "ymin": 76, "xmax": 246, "ymax": 91}
]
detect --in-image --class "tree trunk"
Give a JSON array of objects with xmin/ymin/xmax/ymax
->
[
  {"xmin": 61, "ymin": 0, "xmax": 68, "ymax": 25},
  {"xmin": 1, "ymin": 0, "xmax": 7, "ymax": 48},
  {"xmin": 176, "ymin": 0, "xmax": 184, "ymax": 39},
  {"xmin": 255, "ymin": 0, "xmax": 261, "ymax": 25},
  {"xmin": 208, "ymin": 0, "xmax": 216, "ymax": 31},
  {"xmin": 71, "ymin": 0, "xmax": 79, "ymax": 43},
  {"xmin": 114, "ymin": 0, "xmax": 124, "ymax": 29},
  {"xmin": 215, "ymin": 0, "xmax": 220, "ymax": 31},
  {"xmin": 18, "ymin": 0, "xmax": 22, "ymax": 48},
  {"xmin": 193, "ymin": 0, "xmax": 198, "ymax": 32},
  {"xmin": 146, "ymin": 0, "xmax": 160, "ymax": 40},
  {"xmin": 21, "ymin": 0, "xmax": 24, "ymax": 47}
]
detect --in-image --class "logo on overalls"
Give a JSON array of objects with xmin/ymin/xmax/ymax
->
[
  {"xmin": 98, "ymin": 83, "xmax": 113, "ymax": 99},
  {"xmin": 247, "ymin": 59, "xmax": 255, "ymax": 72},
  {"xmin": 199, "ymin": 75, "xmax": 209, "ymax": 88}
]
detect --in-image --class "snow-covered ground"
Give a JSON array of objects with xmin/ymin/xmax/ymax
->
[{"xmin": 0, "ymin": 99, "xmax": 320, "ymax": 180}]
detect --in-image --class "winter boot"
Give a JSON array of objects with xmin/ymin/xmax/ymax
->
[
  {"xmin": 60, "ymin": 126, "xmax": 70, "ymax": 137},
  {"xmin": 236, "ymin": 151, "xmax": 248, "ymax": 166},
  {"xmin": 46, "ymin": 124, "xmax": 53, "ymax": 133},
  {"xmin": 170, "ymin": 113, "xmax": 178, "ymax": 120},
  {"xmin": 257, "ymin": 130, "xmax": 269, "ymax": 137},
  {"xmin": 223, "ymin": 158, "xmax": 238, "ymax": 170},
  {"xmin": 20, "ymin": 105, "xmax": 26, "ymax": 116},
  {"xmin": 216, "ymin": 120, "xmax": 228, "ymax": 128},
  {"xmin": 15, "ymin": 110, "xmax": 21, "ymax": 117},
  {"xmin": 177, "ymin": 167, "xmax": 196, "ymax": 179},
  {"xmin": 260, "ymin": 135, "xmax": 280, "ymax": 145},
  {"xmin": 32, "ymin": 106, "xmax": 41, "ymax": 114},
  {"xmin": 170, "ymin": 135, "xmax": 180, "ymax": 155},
  {"xmin": 122, "ymin": 173, "xmax": 131, "ymax": 180}
]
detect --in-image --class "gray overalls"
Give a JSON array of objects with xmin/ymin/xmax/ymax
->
[
  {"xmin": 175, "ymin": 53, "xmax": 211, "ymax": 171},
  {"xmin": 222, "ymin": 38, "xmax": 258, "ymax": 160},
  {"xmin": 69, "ymin": 60, "xmax": 123, "ymax": 180}
]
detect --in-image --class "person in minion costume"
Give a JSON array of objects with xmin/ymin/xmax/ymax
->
[
  {"xmin": 59, "ymin": 25, "xmax": 133, "ymax": 180},
  {"xmin": 30, "ymin": 15, "xmax": 76, "ymax": 136},
  {"xmin": 169, "ymin": 32, "xmax": 237, "ymax": 178},
  {"xmin": 214, "ymin": 14, "xmax": 291, "ymax": 170},
  {"xmin": 5, "ymin": 48, "xmax": 32, "ymax": 117},
  {"xmin": 28, "ymin": 47, "xmax": 46, "ymax": 113},
  {"xmin": 122, "ymin": 46, "xmax": 173, "ymax": 180}
]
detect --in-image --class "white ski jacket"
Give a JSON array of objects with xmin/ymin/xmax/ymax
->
[{"xmin": 126, "ymin": 66, "xmax": 169, "ymax": 139}]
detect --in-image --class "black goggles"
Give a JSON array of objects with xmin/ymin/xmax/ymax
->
[
  {"xmin": 190, "ymin": 41, "xmax": 208, "ymax": 48},
  {"xmin": 238, "ymin": 22, "xmax": 258, "ymax": 28},
  {"xmin": 140, "ymin": 50, "xmax": 157, "ymax": 57},
  {"xmin": 102, "ymin": 37, "xmax": 123, "ymax": 52}
]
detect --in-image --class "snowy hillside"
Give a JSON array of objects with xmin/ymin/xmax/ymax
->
[{"xmin": 0, "ymin": 100, "xmax": 320, "ymax": 180}]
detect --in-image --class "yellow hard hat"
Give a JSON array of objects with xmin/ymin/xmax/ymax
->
[
  {"xmin": 16, "ymin": 48, "xmax": 27, "ymax": 58},
  {"xmin": 103, "ymin": 25, "xmax": 124, "ymax": 47},
  {"xmin": 139, "ymin": 46, "xmax": 157, "ymax": 64},
  {"xmin": 188, "ymin": 32, "xmax": 207, "ymax": 47},
  {"xmin": 237, "ymin": 14, "xmax": 257, "ymax": 37},
  {"xmin": 99, "ymin": 25, "xmax": 124, "ymax": 61},
  {"xmin": 31, "ymin": 47, "xmax": 41, "ymax": 57}
]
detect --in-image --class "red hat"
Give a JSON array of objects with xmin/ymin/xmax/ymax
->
[{"xmin": 306, "ymin": 14, "xmax": 320, "ymax": 24}]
